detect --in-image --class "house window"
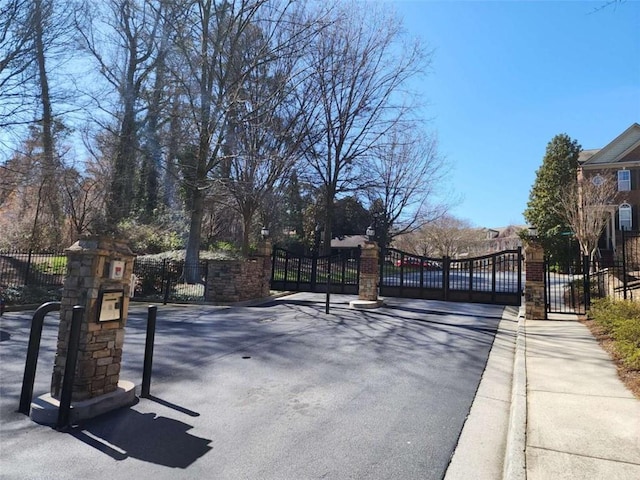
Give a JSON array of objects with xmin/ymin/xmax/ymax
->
[
  {"xmin": 591, "ymin": 174, "xmax": 605, "ymax": 187},
  {"xmin": 619, "ymin": 203, "xmax": 632, "ymax": 231},
  {"xmin": 618, "ymin": 170, "xmax": 631, "ymax": 191}
]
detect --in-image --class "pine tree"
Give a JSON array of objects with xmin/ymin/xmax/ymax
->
[{"xmin": 524, "ymin": 133, "xmax": 582, "ymax": 260}]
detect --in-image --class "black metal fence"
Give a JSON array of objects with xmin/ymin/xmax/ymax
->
[
  {"xmin": 0, "ymin": 250, "xmax": 66, "ymax": 287},
  {"xmin": 591, "ymin": 230, "xmax": 640, "ymax": 302},
  {"xmin": 545, "ymin": 231, "xmax": 640, "ymax": 316},
  {"xmin": 380, "ymin": 248, "xmax": 522, "ymax": 306},
  {"xmin": 544, "ymin": 255, "xmax": 589, "ymax": 315},
  {"xmin": 132, "ymin": 258, "xmax": 208, "ymax": 303},
  {"xmin": 270, "ymin": 247, "xmax": 360, "ymax": 294},
  {"xmin": 0, "ymin": 251, "xmax": 208, "ymax": 304}
]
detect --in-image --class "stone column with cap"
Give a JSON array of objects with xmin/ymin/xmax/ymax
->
[
  {"xmin": 524, "ymin": 241, "xmax": 546, "ymax": 320},
  {"xmin": 350, "ymin": 240, "xmax": 384, "ymax": 309},
  {"xmin": 32, "ymin": 236, "xmax": 137, "ymax": 425}
]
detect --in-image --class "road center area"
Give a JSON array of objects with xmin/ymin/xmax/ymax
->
[{"xmin": 1, "ymin": 294, "xmax": 506, "ymax": 480}]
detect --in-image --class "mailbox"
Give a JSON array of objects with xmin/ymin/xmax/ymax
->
[{"xmin": 97, "ymin": 289, "xmax": 124, "ymax": 322}]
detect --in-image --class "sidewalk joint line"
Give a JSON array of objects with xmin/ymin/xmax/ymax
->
[
  {"xmin": 528, "ymin": 445, "xmax": 640, "ymax": 467},
  {"xmin": 528, "ymin": 388, "xmax": 636, "ymax": 400}
]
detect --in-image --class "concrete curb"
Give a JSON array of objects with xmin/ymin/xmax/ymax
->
[{"xmin": 503, "ymin": 305, "xmax": 527, "ymax": 480}]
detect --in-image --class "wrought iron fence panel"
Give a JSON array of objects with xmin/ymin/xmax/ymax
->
[
  {"xmin": 0, "ymin": 250, "xmax": 66, "ymax": 287},
  {"xmin": 270, "ymin": 247, "xmax": 360, "ymax": 294},
  {"xmin": 132, "ymin": 258, "xmax": 207, "ymax": 303},
  {"xmin": 380, "ymin": 247, "xmax": 521, "ymax": 305}
]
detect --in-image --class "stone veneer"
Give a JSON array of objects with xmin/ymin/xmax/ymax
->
[
  {"xmin": 51, "ymin": 237, "xmax": 134, "ymax": 402},
  {"xmin": 524, "ymin": 241, "xmax": 546, "ymax": 320},
  {"xmin": 204, "ymin": 240, "xmax": 272, "ymax": 303}
]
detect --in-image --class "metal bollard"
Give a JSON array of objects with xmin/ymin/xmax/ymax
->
[
  {"xmin": 57, "ymin": 306, "xmax": 84, "ymax": 430},
  {"xmin": 18, "ymin": 302, "xmax": 61, "ymax": 414},
  {"xmin": 141, "ymin": 305, "xmax": 157, "ymax": 398}
]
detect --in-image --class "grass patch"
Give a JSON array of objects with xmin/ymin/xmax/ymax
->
[
  {"xmin": 589, "ymin": 298, "xmax": 640, "ymax": 371},
  {"xmin": 33, "ymin": 255, "xmax": 67, "ymax": 275}
]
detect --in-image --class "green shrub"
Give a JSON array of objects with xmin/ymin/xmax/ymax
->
[
  {"xmin": 1, "ymin": 285, "xmax": 62, "ymax": 306},
  {"xmin": 589, "ymin": 298, "xmax": 640, "ymax": 370}
]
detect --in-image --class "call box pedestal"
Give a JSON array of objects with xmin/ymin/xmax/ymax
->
[{"xmin": 31, "ymin": 237, "xmax": 137, "ymax": 425}]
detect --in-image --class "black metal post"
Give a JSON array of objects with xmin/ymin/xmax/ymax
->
[
  {"xmin": 141, "ymin": 305, "xmax": 157, "ymax": 398},
  {"xmin": 443, "ymin": 257, "xmax": 450, "ymax": 301},
  {"xmin": 310, "ymin": 253, "xmax": 317, "ymax": 292},
  {"xmin": 582, "ymin": 255, "xmax": 591, "ymax": 311},
  {"xmin": 163, "ymin": 271, "xmax": 171, "ymax": 305},
  {"xmin": 491, "ymin": 256, "xmax": 497, "ymax": 303},
  {"xmin": 57, "ymin": 305, "xmax": 84, "ymax": 430},
  {"xmin": 24, "ymin": 249, "xmax": 33, "ymax": 285},
  {"xmin": 18, "ymin": 302, "xmax": 61, "ymax": 414},
  {"xmin": 517, "ymin": 247, "xmax": 523, "ymax": 296},
  {"xmin": 622, "ymin": 228, "xmax": 628, "ymax": 300},
  {"xmin": 543, "ymin": 257, "xmax": 549, "ymax": 319},
  {"xmin": 325, "ymin": 258, "xmax": 331, "ymax": 314}
]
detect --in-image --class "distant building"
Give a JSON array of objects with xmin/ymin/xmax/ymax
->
[
  {"xmin": 330, "ymin": 235, "xmax": 368, "ymax": 258},
  {"xmin": 475, "ymin": 225, "xmax": 525, "ymax": 254},
  {"xmin": 578, "ymin": 123, "xmax": 640, "ymax": 260}
]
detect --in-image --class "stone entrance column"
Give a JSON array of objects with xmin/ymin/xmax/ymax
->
[
  {"xmin": 32, "ymin": 237, "xmax": 137, "ymax": 425},
  {"xmin": 350, "ymin": 240, "xmax": 384, "ymax": 309},
  {"xmin": 524, "ymin": 241, "xmax": 546, "ymax": 320}
]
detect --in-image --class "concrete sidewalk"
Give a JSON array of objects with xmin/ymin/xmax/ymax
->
[{"xmin": 524, "ymin": 313, "xmax": 640, "ymax": 479}]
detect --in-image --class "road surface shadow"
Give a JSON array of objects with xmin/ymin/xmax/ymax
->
[{"xmin": 70, "ymin": 408, "xmax": 211, "ymax": 468}]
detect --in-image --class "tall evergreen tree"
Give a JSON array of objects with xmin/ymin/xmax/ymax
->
[{"xmin": 524, "ymin": 133, "xmax": 582, "ymax": 259}]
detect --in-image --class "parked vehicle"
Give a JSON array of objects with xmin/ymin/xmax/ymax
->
[{"xmin": 394, "ymin": 258, "xmax": 441, "ymax": 270}]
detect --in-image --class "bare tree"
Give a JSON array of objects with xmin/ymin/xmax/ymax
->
[
  {"xmin": 365, "ymin": 126, "xmax": 446, "ymax": 247},
  {"xmin": 76, "ymin": 0, "xmax": 165, "ymax": 226},
  {"xmin": 298, "ymin": 1, "xmax": 428, "ymax": 253},
  {"xmin": 556, "ymin": 171, "xmax": 617, "ymax": 263},
  {"xmin": 0, "ymin": 0, "xmax": 36, "ymax": 133},
  {"xmin": 171, "ymin": 0, "xmax": 272, "ymax": 276},
  {"xmin": 170, "ymin": 0, "xmax": 323, "ymax": 278},
  {"xmin": 220, "ymin": 13, "xmax": 314, "ymax": 254},
  {"xmin": 396, "ymin": 215, "xmax": 482, "ymax": 259},
  {"xmin": 0, "ymin": 0, "xmax": 76, "ymax": 247}
]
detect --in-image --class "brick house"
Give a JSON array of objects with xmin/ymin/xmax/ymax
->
[{"xmin": 578, "ymin": 122, "xmax": 640, "ymax": 260}]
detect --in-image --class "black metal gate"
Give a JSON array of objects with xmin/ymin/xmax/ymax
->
[
  {"xmin": 544, "ymin": 255, "xmax": 589, "ymax": 315},
  {"xmin": 132, "ymin": 259, "xmax": 208, "ymax": 303},
  {"xmin": 270, "ymin": 247, "xmax": 360, "ymax": 294},
  {"xmin": 380, "ymin": 248, "xmax": 523, "ymax": 306}
]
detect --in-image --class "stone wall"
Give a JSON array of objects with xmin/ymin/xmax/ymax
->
[
  {"xmin": 204, "ymin": 240, "xmax": 271, "ymax": 303},
  {"xmin": 205, "ymin": 257, "xmax": 271, "ymax": 303}
]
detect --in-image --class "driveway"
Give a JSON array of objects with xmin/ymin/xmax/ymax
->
[{"xmin": 0, "ymin": 293, "xmax": 507, "ymax": 480}]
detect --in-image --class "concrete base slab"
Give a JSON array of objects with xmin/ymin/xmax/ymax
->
[
  {"xmin": 30, "ymin": 380, "xmax": 137, "ymax": 426},
  {"xmin": 348, "ymin": 299, "xmax": 385, "ymax": 309}
]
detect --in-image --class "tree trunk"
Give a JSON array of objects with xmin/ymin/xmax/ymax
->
[
  {"xmin": 34, "ymin": 0, "xmax": 62, "ymax": 246},
  {"xmin": 184, "ymin": 187, "xmax": 205, "ymax": 283}
]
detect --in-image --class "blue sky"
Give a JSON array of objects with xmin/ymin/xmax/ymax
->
[{"xmin": 386, "ymin": 0, "xmax": 640, "ymax": 228}]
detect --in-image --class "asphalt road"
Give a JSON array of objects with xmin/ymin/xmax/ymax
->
[{"xmin": 0, "ymin": 294, "xmax": 506, "ymax": 480}]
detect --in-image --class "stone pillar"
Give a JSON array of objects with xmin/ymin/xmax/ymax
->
[
  {"xmin": 51, "ymin": 237, "xmax": 135, "ymax": 401},
  {"xmin": 257, "ymin": 238, "xmax": 272, "ymax": 299},
  {"xmin": 525, "ymin": 241, "xmax": 546, "ymax": 320},
  {"xmin": 359, "ymin": 241, "xmax": 379, "ymax": 301}
]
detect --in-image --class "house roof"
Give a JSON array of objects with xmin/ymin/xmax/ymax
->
[
  {"xmin": 580, "ymin": 123, "xmax": 640, "ymax": 169},
  {"xmin": 578, "ymin": 149, "xmax": 600, "ymax": 163},
  {"xmin": 330, "ymin": 235, "xmax": 368, "ymax": 249}
]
